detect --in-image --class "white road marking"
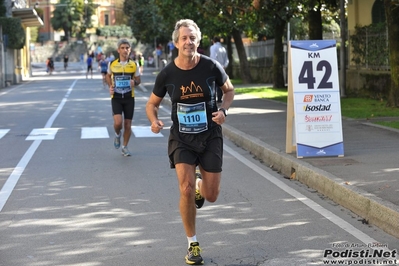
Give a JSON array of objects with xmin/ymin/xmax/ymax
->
[
  {"xmin": 223, "ymin": 144, "xmax": 381, "ymax": 248},
  {"xmin": 132, "ymin": 126, "xmax": 163, "ymax": 137},
  {"xmin": 0, "ymin": 80, "xmax": 78, "ymax": 212},
  {"xmin": 0, "ymin": 129, "xmax": 10, "ymax": 139},
  {"xmin": 26, "ymin": 128, "xmax": 60, "ymax": 140},
  {"xmin": 81, "ymin": 127, "xmax": 109, "ymax": 139},
  {"xmin": 0, "ymin": 141, "xmax": 41, "ymax": 211}
]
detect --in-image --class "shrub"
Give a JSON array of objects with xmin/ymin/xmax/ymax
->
[
  {"xmin": 350, "ymin": 23, "xmax": 389, "ymax": 70},
  {"xmin": 0, "ymin": 17, "xmax": 26, "ymax": 49}
]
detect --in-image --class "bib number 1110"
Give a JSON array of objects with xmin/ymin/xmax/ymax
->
[{"xmin": 298, "ymin": 60, "xmax": 333, "ymax": 89}]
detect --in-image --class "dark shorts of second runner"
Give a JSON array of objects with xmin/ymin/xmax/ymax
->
[
  {"xmin": 87, "ymin": 65, "xmax": 92, "ymax": 71},
  {"xmin": 111, "ymin": 97, "xmax": 135, "ymax": 120},
  {"xmin": 168, "ymin": 126, "xmax": 223, "ymax": 173}
]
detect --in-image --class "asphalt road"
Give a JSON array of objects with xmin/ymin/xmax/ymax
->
[{"xmin": 0, "ymin": 67, "xmax": 398, "ymax": 266}]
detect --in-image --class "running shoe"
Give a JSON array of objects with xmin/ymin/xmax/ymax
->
[
  {"xmin": 121, "ymin": 146, "xmax": 131, "ymax": 157},
  {"xmin": 114, "ymin": 134, "xmax": 121, "ymax": 149},
  {"xmin": 195, "ymin": 169, "xmax": 205, "ymax": 209},
  {"xmin": 185, "ymin": 242, "xmax": 204, "ymax": 265}
]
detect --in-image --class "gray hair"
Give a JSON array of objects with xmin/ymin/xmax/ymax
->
[
  {"xmin": 117, "ymin": 38, "xmax": 131, "ymax": 48},
  {"xmin": 172, "ymin": 19, "xmax": 202, "ymax": 44}
]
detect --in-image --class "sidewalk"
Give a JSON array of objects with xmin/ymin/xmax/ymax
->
[{"xmin": 140, "ymin": 68, "xmax": 399, "ymax": 239}]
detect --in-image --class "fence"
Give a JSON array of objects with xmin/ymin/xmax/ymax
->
[
  {"xmin": 231, "ymin": 31, "xmax": 389, "ymax": 71},
  {"xmin": 231, "ymin": 40, "xmax": 275, "ymax": 68},
  {"xmin": 347, "ymin": 29, "xmax": 389, "ymax": 70}
]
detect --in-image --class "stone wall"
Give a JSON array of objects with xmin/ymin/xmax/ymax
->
[
  {"xmin": 31, "ymin": 41, "xmax": 88, "ymax": 63},
  {"xmin": 345, "ymin": 69, "xmax": 391, "ymax": 99}
]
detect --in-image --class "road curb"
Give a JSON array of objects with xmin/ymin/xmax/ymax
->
[{"xmin": 222, "ymin": 124, "xmax": 399, "ymax": 239}]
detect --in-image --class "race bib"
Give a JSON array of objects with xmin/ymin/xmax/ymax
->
[
  {"xmin": 177, "ymin": 102, "xmax": 208, "ymax": 133},
  {"xmin": 114, "ymin": 75, "xmax": 131, "ymax": 93}
]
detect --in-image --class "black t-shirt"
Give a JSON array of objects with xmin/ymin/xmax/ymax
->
[{"xmin": 153, "ymin": 55, "xmax": 227, "ymax": 132}]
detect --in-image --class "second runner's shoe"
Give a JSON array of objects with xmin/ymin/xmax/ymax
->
[
  {"xmin": 195, "ymin": 169, "xmax": 204, "ymax": 209},
  {"xmin": 121, "ymin": 146, "xmax": 131, "ymax": 156}
]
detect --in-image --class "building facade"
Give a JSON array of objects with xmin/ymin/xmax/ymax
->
[
  {"xmin": 33, "ymin": 0, "xmax": 125, "ymax": 42},
  {"xmin": 1, "ymin": 0, "xmax": 43, "ymax": 87}
]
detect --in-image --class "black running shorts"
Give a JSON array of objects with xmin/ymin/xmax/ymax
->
[
  {"xmin": 168, "ymin": 126, "xmax": 223, "ymax": 172},
  {"xmin": 111, "ymin": 97, "xmax": 135, "ymax": 120}
]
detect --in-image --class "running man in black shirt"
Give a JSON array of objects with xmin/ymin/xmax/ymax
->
[{"xmin": 146, "ymin": 19, "xmax": 234, "ymax": 265}]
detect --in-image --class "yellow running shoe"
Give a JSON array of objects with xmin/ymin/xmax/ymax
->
[{"xmin": 185, "ymin": 242, "xmax": 204, "ymax": 265}]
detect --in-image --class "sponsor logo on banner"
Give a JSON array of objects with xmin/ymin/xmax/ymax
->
[
  {"xmin": 304, "ymin": 95, "xmax": 313, "ymax": 102},
  {"xmin": 305, "ymin": 115, "xmax": 333, "ymax": 122},
  {"xmin": 305, "ymin": 124, "xmax": 334, "ymax": 132},
  {"xmin": 314, "ymin": 94, "xmax": 331, "ymax": 102},
  {"xmin": 303, "ymin": 104, "xmax": 331, "ymax": 112},
  {"xmin": 303, "ymin": 94, "xmax": 332, "ymax": 103}
]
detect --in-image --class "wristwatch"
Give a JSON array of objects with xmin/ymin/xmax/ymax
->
[{"xmin": 218, "ymin": 108, "xmax": 227, "ymax": 117}]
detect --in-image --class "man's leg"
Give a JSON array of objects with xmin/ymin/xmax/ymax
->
[
  {"xmin": 113, "ymin": 114, "xmax": 123, "ymax": 135},
  {"xmin": 175, "ymin": 163, "xmax": 197, "ymax": 238},
  {"xmin": 197, "ymin": 166, "xmax": 221, "ymax": 203},
  {"xmin": 112, "ymin": 113, "xmax": 123, "ymax": 150},
  {"xmin": 177, "ymin": 163, "xmax": 206, "ymax": 265},
  {"xmin": 122, "ymin": 119, "xmax": 132, "ymax": 147}
]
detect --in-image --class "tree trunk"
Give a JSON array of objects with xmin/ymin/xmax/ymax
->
[
  {"xmin": 273, "ymin": 18, "xmax": 285, "ymax": 88},
  {"xmin": 308, "ymin": 5, "xmax": 323, "ymax": 40},
  {"xmin": 385, "ymin": 0, "xmax": 399, "ymax": 107},
  {"xmin": 231, "ymin": 28, "xmax": 252, "ymax": 83},
  {"xmin": 63, "ymin": 27, "xmax": 70, "ymax": 42}
]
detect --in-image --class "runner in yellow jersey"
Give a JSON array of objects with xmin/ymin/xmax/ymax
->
[{"xmin": 105, "ymin": 39, "xmax": 141, "ymax": 156}]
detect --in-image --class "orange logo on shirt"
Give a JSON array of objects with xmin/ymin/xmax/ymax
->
[{"xmin": 180, "ymin": 81, "xmax": 204, "ymax": 100}]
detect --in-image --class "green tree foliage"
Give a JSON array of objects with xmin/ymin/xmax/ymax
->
[
  {"xmin": 0, "ymin": 17, "xmax": 25, "ymax": 49},
  {"xmin": 51, "ymin": 0, "xmax": 95, "ymax": 41},
  {"xmin": 121, "ymin": 0, "xmax": 344, "ymax": 86},
  {"xmin": 0, "ymin": 0, "xmax": 6, "ymax": 17},
  {"xmin": 297, "ymin": 0, "xmax": 339, "ymax": 40},
  {"xmin": 200, "ymin": 0, "xmax": 258, "ymax": 83},
  {"xmin": 123, "ymin": 0, "xmax": 170, "ymax": 45},
  {"xmin": 123, "ymin": 0, "xmax": 257, "ymax": 82}
]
